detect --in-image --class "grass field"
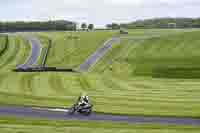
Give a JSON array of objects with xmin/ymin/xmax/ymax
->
[
  {"xmin": 0, "ymin": 35, "xmax": 7, "ymax": 55},
  {"xmin": 90, "ymin": 29, "xmax": 200, "ymax": 117},
  {"xmin": 36, "ymin": 31, "xmax": 116, "ymax": 68},
  {"xmin": 0, "ymin": 35, "xmax": 30, "ymax": 70},
  {"xmin": 126, "ymin": 31, "xmax": 200, "ymax": 78},
  {"xmin": 0, "ymin": 30, "xmax": 200, "ymax": 118},
  {"xmin": 0, "ymin": 117, "xmax": 200, "ymax": 133}
]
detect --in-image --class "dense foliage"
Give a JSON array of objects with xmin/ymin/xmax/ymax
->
[
  {"xmin": 88, "ymin": 24, "xmax": 94, "ymax": 30},
  {"xmin": 123, "ymin": 18, "xmax": 200, "ymax": 29},
  {"xmin": 106, "ymin": 23, "xmax": 120, "ymax": 29},
  {"xmin": 107, "ymin": 18, "xmax": 200, "ymax": 29},
  {"xmin": 0, "ymin": 20, "xmax": 76, "ymax": 32}
]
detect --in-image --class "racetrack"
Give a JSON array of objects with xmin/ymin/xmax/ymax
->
[
  {"xmin": 0, "ymin": 105, "xmax": 200, "ymax": 125},
  {"xmin": 16, "ymin": 35, "xmax": 41, "ymax": 69},
  {"xmin": 3, "ymin": 32, "xmax": 200, "ymax": 126},
  {"xmin": 79, "ymin": 37, "xmax": 120, "ymax": 72}
]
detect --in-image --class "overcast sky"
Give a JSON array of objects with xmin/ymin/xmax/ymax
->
[{"xmin": 1, "ymin": 0, "xmax": 200, "ymax": 27}]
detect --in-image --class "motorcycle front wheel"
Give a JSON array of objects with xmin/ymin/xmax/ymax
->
[{"xmin": 68, "ymin": 107, "xmax": 76, "ymax": 115}]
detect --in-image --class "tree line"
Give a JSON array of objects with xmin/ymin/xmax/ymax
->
[
  {"xmin": 106, "ymin": 18, "xmax": 200, "ymax": 29},
  {"xmin": 0, "ymin": 20, "xmax": 77, "ymax": 32},
  {"xmin": 81, "ymin": 23, "xmax": 94, "ymax": 31}
]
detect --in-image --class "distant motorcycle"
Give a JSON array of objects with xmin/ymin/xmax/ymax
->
[{"xmin": 68, "ymin": 103, "xmax": 93, "ymax": 116}]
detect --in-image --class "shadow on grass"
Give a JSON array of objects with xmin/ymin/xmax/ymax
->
[
  {"xmin": 13, "ymin": 67, "xmax": 78, "ymax": 73},
  {"xmin": 153, "ymin": 67, "xmax": 200, "ymax": 79}
]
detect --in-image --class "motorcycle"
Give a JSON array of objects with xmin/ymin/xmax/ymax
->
[{"xmin": 68, "ymin": 103, "xmax": 93, "ymax": 116}]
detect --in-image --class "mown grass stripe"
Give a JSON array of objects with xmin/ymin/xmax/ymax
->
[{"xmin": 0, "ymin": 35, "xmax": 8, "ymax": 57}]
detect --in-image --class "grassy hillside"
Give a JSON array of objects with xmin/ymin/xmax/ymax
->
[
  {"xmin": 0, "ymin": 35, "xmax": 30, "ymax": 70},
  {"xmin": 124, "ymin": 31, "xmax": 200, "ymax": 78},
  {"xmin": 36, "ymin": 31, "xmax": 116, "ymax": 68},
  {"xmin": 0, "ymin": 35, "xmax": 7, "ymax": 55},
  {"xmin": 89, "ymin": 30, "xmax": 200, "ymax": 117},
  {"xmin": 0, "ymin": 30, "xmax": 200, "ymax": 118},
  {"xmin": 0, "ymin": 117, "xmax": 200, "ymax": 133}
]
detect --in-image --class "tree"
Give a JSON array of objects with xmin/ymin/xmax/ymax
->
[
  {"xmin": 120, "ymin": 18, "xmax": 199, "ymax": 29},
  {"xmin": 106, "ymin": 24, "xmax": 112, "ymax": 29},
  {"xmin": 106, "ymin": 23, "xmax": 120, "ymax": 30},
  {"xmin": 111, "ymin": 23, "xmax": 120, "ymax": 29},
  {"xmin": 0, "ymin": 20, "xmax": 76, "ymax": 32},
  {"xmin": 88, "ymin": 24, "xmax": 94, "ymax": 30},
  {"xmin": 81, "ymin": 23, "xmax": 87, "ymax": 30}
]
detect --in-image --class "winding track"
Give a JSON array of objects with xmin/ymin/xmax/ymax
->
[
  {"xmin": 2, "ymin": 34, "xmax": 200, "ymax": 125},
  {"xmin": 0, "ymin": 105, "xmax": 200, "ymax": 125},
  {"xmin": 16, "ymin": 35, "xmax": 41, "ymax": 69},
  {"xmin": 79, "ymin": 37, "xmax": 120, "ymax": 72}
]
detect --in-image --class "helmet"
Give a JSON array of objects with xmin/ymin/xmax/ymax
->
[
  {"xmin": 83, "ymin": 96, "xmax": 89, "ymax": 103},
  {"xmin": 85, "ymin": 95, "xmax": 89, "ymax": 101},
  {"xmin": 80, "ymin": 93, "xmax": 89, "ymax": 103}
]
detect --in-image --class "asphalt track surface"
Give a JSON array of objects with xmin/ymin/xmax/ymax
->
[
  {"xmin": 0, "ymin": 106, "xmax": 200, "ymax": 125},
  {"xmin": 79, "ymin": 37, "xmax": 120, "ymax": 72},
  {"xmin": 16, "ymin": 35, "xmax": 41, "ymax": 69}
]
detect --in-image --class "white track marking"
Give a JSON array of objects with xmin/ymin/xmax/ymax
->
[
  {"xmin": 47, "ymin": 108, "xmax": 69, "ymax": 112},
  {"xmin": 32, "ymin": 107, "xmax": 69, "ymax": 112}
]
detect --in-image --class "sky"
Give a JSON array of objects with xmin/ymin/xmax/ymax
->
[{"xmin": 1, "ymin": 0, "xmax": 200, "ymax": 27}]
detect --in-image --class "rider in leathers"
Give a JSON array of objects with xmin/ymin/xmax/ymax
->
[{"xmin": 77, "ymin": 94, "xmax": 90, "ymax": 108}]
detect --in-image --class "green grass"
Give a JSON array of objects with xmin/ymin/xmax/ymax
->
[
  {"xmin": 0, "ymin": 35, "xmax": 7, "ymax": 56},
  {"xmin": 0, "ymin": 117, "xmax": 200, "ymax": 133},
  {"xmin": 36, "ymin": 31, "xmax": 116, "ymax": 68},
  {"xmin": 0, "ymin": 35, "xmax": 30, "ymax": 70},
  {"xmin": 0, "ymin": 35, "xmax": 31, "ymax": 93},
  {"xmin": 91, "ymin": 39, "xmax": 131, "ymax": 73},
  {"xmin": 1, "ymin": 30, "xmax": 200, "ymax": 118},
  {"xmin": 89, "ymin": 29, "xmax": 200, "ymax": 117},
  {"xmin": 126, "ymin": 31, "xmax": 200, "ymax": 78}
]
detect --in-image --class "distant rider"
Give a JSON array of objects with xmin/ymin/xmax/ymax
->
[{"xmin": 77, "ymin": 94, "xmax": 90, "ymax": 107}]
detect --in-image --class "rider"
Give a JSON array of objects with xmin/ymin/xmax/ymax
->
[{"xmin": 77, "ymin": 93, "xmax": 90, "ymax": 108}]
